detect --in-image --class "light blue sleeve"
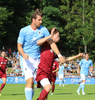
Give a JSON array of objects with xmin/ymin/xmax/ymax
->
[
  {"xmin": 79, "ymin": 59, "xmax": 83, "ymax": 67},
  {"xmin": 43, "ymin": 27, "xmax": 50, "ymax": 37},
  {"xmin": 90, "ymin": 60, "xmax": 93, "ymax": 67},
  {"xmin": 17, "ymin": 29, "xmax": 25, "ymax": 44}
]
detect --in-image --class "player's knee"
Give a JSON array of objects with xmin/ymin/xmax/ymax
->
[{"xmin": 44, "ymin": 84, "xmax": 51, "ymax": 92}]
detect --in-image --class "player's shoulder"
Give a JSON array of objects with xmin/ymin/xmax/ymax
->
[
  {"xmin": 88, "ymin": 59, "xmax": 93, "ymax": 62},
  {"xmin": 5, "ymin": 57, "xmax": 8, "ymax": 61},
  {"xmin": 80, "ymin": 59, "xmax": 85, "ymax": 62},
  {"xmin": 20, "ymin": 25, "xmax": 30, "ymax": 32}
]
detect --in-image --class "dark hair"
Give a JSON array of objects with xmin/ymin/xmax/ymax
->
[
  {"xmin": 31, "ymin": 9, "xmax": 43, "ymax": 21},
  {"xmin": 1, "ymin": 50, "xmax": 5, "ymax": 53},
  {"xmin": 49, "ymin": 28, "xmax": 59, "ymax": 35},
  {"xmin": 85, "ymin": 52, "xmax": 89, "ymax": 55}
]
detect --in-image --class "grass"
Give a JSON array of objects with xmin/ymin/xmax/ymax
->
[{"xmin": 0, "ymin": 84, "xmax": 95, "ymax": 100}]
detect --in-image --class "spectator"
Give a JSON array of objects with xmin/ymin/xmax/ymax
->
[
  {"xmin": 13, "ymin": 51, "xmax": 16, "ymax": 58},
  {"xmin": 8, "ymin": 48, "xmax": 11, "ymax": 57},
  {"xmin": 76, "ymin": 59, "xmax": 80, "ymax": 64},
  {"xmin": 10, "ymin": 71, "xmax": 15, "ymax": 77},
  {"xmin": 7, "ymin": 58, "xmax": 12, "ymax": 67}
]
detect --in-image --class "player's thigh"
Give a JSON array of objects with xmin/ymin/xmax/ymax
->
[
  {"xmin": 26, "ymin": 77, "xmax": 34, "ymax": 87},
  {"xmin": 81, "ymin": 74, "xmax": 87, "ymax": 82},
  {"xmin": 2, "ymin": 78, "xmax": 7, "ymax": 84},
  {"xmin": 22, "ymin": 57, "xmax": 40, "ymax": 81},
  {"xmin": 59, "ymin": 74, "xmax": 63, "ymax": 79},
  {"xmin": 22, "ymin": 58, "xmax": 34, "ymax": 80},
  {"xmin": 40, "ymin": 78, "xmax": 51, "ymax": 92}
]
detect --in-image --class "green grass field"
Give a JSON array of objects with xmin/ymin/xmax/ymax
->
[{"xmin": 0, "ymin": 84, "xmax": 95, "ymax": 100}]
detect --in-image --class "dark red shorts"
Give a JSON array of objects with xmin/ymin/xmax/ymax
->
[
  {"xmin": 51, "ymin": 75, "xmax": 56, "ymax": 82},
  {"xmin": 0, "ymin": 73, "xmax": 6, "ymax": 78},
  {"xmin": 36, "ymin": 68, "xmax": 52, "ymax": 88}
]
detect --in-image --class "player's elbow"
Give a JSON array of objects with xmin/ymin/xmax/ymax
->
[{"xmin": 37, "ymin": 41, "xmax": 43, "ymax": 46}]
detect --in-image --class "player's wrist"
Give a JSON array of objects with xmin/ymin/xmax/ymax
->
[{"xmin": 58, "ymin": 54, "xmax": 62, "ymax": 58}]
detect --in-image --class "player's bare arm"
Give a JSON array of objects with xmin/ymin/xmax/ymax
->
[
  {"xmin": 52, "ymin": 67, "xmax": 59, "ymax": 73},
  {"xmin": 77, "ymin": 64, "xmax": 80, "ymax": 75},
  {"xmin": 65, "ymin": 53, "xmax": 84, "ymax": 62},
  {"xmin": 48, "ymin": 39, "xmax": 65, "ymax": 64},
  {"xmin": 17, "ymin": 43, "xmax": 29, "ymax": 60},
  {"xmin": 37, "ymin": 28, "xmax": 56, "ymax": 46}
]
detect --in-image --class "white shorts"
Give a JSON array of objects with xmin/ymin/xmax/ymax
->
[
  {"xmin": 80, "ymin": 74, "xmax": 87, "ymax": 81},
  {"xmin": 21, "ymin": 56, "xmax": 40, "ymax": 81},
  {"xmin": 40, "ymin": 78, "xmax": 51, "ymax": 88},
  {"xmin": 59, "ymin": 74, "xmax": 64, "ymax": 79}
]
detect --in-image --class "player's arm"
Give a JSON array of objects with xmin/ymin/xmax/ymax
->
[
  {"xmin": 37, "ymin": 28, "xmax": 55, "ymax": 46},
  {"xmin": 52, "ymin": 67, "xmax": 59, "ymax": 73},
  {"xmin": 90, "ymin": 66, "xmax": 93, "ymax": 73},
  {"xmin": 17, "ymin": 43, "xmax": 29, "ymax": 60},
  {"xmin": 77, "ymin": 64, "xmax": 80, "ymax": 75},
  {"xmin": 63, "ymin": 69, "xmax": 65, "ymax": 77},
  {"xmin": 37, "ymin": 35, "xmax": 52, "ymax": 46},
  {"xmin": 65, "ymin": 53, "xmax": 84, "ymax": 62},
  {"xmin": 48, "ymin": 39, "xmax": 65, "ymax": 64}
]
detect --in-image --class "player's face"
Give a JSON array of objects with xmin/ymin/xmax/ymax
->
[
  {"xmin": 33, "ymin": 15, "xmax": 42, "ymax": 28},
  {"xmin": 1, "ymin": 51, "xmax": 5, "ymax": 58},
  {"xmin": 52, "ymin": 32, "xmax": 60, "ymax": 43},
  {"xmin": 85, "ymin": 54, "xmax": 89, "ymax": 60}
]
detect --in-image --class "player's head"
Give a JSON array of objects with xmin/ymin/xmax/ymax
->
[
  {"xmin": 31, "ymin": 9, "xmax": 43, "ymax": 28},
  {"xmin": 85, "ymin": 52, "xmax": 89, "ymax": 60},
  {"xmin": 1, "ymin": 51, "xmax": 5, "ymax": 58},
  {"xmin": 49, "ymin": 28, "xmax": 60, "ymax": 43}
]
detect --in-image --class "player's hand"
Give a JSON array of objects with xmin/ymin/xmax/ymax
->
[
  {"xmin": 51, "ymin": 27, "xmax": 56, "ymax": 37},
  {"xmin": 23, "ymin": 53, "xmax": 29, "ymax": 60},
  {"xmin": 77, "ymin": 69, "xmax": 80, "ymax": 75},
  {"xmin": 59, "ymin": 56, "xmax": 65, "ymax": 65},
  {"xmin": 78, "ymin": 53, "xmax": 84, "ymax": 58},
  {"xmin": 0, "ymin": 65, "xmax": 1, "ymax": 67}
]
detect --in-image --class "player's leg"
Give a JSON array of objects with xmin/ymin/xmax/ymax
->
[
  {"xmin": 77, "ymin": 74, "xmax": 86, "ymax": 95},
  {"xmin": 23, "ymin": 58, "xmax": 34, "ymax": 100},
  {"xmin": 38, "ymin": 78, "xmax": 51, "ymax": 100},
  {"xmin": 33, "ymin": 58, "xmax": 40, "ymax": 98},
  {"xmin": 0, "ymin": 74, "xmax": 7, "ymax": 95},
  {"xmin": 51, "ymin": 81, "xmax": 55, "ymax": 95},
  {"xmin": 76, "ymin": 74, "xmax": 83, "ymax": 95},
  {"xmin": 62, "ymin": 73, "xmax": 64, "ymax": 87},
  {"xmin": 0, "ymin": 78, "xmax": 6, "ymax": 94},
  {"xmin": 82, "ymin": 79, "xmax": 86, "ymax": 95},
  {"xmin": 25, "ymin": 77, "xmax": 34, "ymax": 100},
  {"xmin": 59, "ymin": 74, "xmax": 62, "ymax": 87}
]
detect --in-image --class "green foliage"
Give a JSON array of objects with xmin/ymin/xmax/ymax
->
[
  {"xmin": 59, "ymin": 0, "xmax": 95, "ymax": 55},
  {"xmin": 42, "ymin": 6, "xmax": 63, "ymax": 33},
  {"xmin": 0, "ymin": 0, "xmax": 95, "ymax": 59},
  {"xmin": 0, "ymin": 7, "xmax": 13, "ymax": 35}
]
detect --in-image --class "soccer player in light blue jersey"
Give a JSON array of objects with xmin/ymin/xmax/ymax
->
[
  {"xmin": 17, "ymin": 9, "xmax": 65, "ymax": 100},
  {"xmin": 58, "ymin": 64, "xmax": 65, "ymax": 87},
  {"xmin": 76, "ymin": 53, "xmax": 93, "ymax": 95}
]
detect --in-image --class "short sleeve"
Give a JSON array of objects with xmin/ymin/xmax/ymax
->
[{"xmin": 17, "ymin": 29, "xmax": 25, "ymax": 44}]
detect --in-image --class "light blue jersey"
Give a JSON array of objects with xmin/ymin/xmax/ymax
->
[
  {"xmin": 59, "ymin": 65, "xmax": 65, "ymax": 74},
  {"xmin": 17, "ymin": 25, "xmax": 50, "ymax": 59},
  {"xmin": 79, "ymin": 59, "xmax": 93, "ymax": 75}
]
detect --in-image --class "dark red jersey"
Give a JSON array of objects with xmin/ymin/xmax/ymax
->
[
  {"xmin": 38, "ymin": 42, "xmax": 57, "ymax": 74},
  {"xmin": 0, "ymin": 57, "xmax": 8, "ymax": 74},
  {"xmin": 36, "ymin": 42, "xmax": 57, "ymax": 83},
  {"xmin": 52, "ymin": 61, "xmax": 59, "ymax": 76}
]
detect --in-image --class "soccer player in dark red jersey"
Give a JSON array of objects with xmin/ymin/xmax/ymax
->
[
  {"xmin": 51, "ymin": 60, "xmax": 59, "ymax": 95},
  {"xmin": 0, "ymin": 51, "xmax": 8, "ymax": 96},
  {"xmin": 36, "ymin": 28, "xmax": 84, "ymax": 100}
]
